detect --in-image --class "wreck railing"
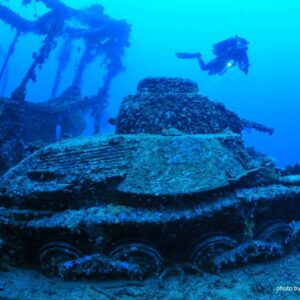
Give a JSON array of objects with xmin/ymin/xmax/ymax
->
[{"xmin": 0, "ymin": 0, "xmax": 131, "ymax": 134}]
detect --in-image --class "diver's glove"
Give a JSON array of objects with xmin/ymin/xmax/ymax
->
[{"xmin": 176, "ymin": 52, "xmax": 201, "ymax": 59}]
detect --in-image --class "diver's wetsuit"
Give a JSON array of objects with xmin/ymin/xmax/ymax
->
[{"xmin": 176, "ymin": 36, "xmax": 250, "ymax": 75}]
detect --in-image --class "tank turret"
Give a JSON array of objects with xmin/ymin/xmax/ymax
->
[{"xmin": 114, "ymin": 77, "xmax": 274, "ymax": 135}]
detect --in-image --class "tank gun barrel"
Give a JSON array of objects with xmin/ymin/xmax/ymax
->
[{"xmin": 242, "ymin": 119, "xmax": 274, "ymax": 135}]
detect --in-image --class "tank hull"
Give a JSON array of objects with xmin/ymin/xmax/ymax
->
[{"xmin": 1, "ymin": 133, "xmax": 300, "ymax": 277}]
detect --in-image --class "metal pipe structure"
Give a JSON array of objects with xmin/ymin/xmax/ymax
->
[
  {"xmin": 0, "ymin": 30, "xmax": 20, "ymax": 85},
  {"xmin": 0, "ymin": 1, "xmax": 131, "ymax": 132}
]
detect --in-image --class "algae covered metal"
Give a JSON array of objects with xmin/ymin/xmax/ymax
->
[
  {"xmin": 0, "ymin": 78, "xmax": 300, "ymax": 280},
  {"xmin": 0, "ymin": 131, "xmax": 257, "ymax": 203}
]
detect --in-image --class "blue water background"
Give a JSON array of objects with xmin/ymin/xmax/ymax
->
[{"xmin": 1, "ymin": 0, "xmax": 300, "ymax": 167}]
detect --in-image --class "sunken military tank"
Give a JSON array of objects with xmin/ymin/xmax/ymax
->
[{"xmin": 0, "ymin": 77, "xmax": 300, "ymax": 280}]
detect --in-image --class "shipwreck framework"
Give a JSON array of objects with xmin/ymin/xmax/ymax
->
[{"xmin": 0, "ymin": 0, "xmax": 131, "ymax": 133}]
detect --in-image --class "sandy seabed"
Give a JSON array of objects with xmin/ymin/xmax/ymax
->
[{"xmin": 0, "ymin": 253, "xmax": 300, "ymax": 300}]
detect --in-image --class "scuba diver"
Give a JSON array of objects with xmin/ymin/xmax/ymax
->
[{"xmin": 176, "ymin": 36, "xmax": 250, "ymax": 75}]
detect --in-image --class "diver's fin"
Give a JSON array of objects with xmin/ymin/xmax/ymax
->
[{"xmin": 175, "ymin": 52, "xmax": 201, "ymax": 59}]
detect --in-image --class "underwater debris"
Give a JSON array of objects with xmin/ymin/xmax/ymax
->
[
  {"xmin": 158, "ymin": 263, "xmax": 203, "ymax": 288},
  {"xmin": 0, "ymin": 78, "xmax": 299, "ymax": 280},
  {"xmin": 114, "ymin": 77, "xmax": 274, "ymax": 135}
]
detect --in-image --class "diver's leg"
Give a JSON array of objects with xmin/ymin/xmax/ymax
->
[
  {"xmin": 176, "ymin": 52, "xmax": 209, "ymax": 71},
  {"xmin": 195, "ymin": 55, "xmax": 209, "ymax": 71},
  {"xmin": 175, "ymin": 52, "xmax": 201, "ymax": 59}
]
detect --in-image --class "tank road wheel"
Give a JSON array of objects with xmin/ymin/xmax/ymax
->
[
  {"xmin": 109, "ymin": 242, "xmax": 163, "ymax": 278},
  {"xmin": 191, "ymin": 235, "xmax": 238, "ymax": 270},
  {"xmin": 258, "ymin": 221, "xmax": 293, "ymax": 246},
  {"xmin": 37, "ymin": 242, "xmax": 84, "ymax": 276}
]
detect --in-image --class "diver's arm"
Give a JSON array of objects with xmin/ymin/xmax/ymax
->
[{"xmin": 238, "ymin": 52, "xmax": 250, "ymax": 74}]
